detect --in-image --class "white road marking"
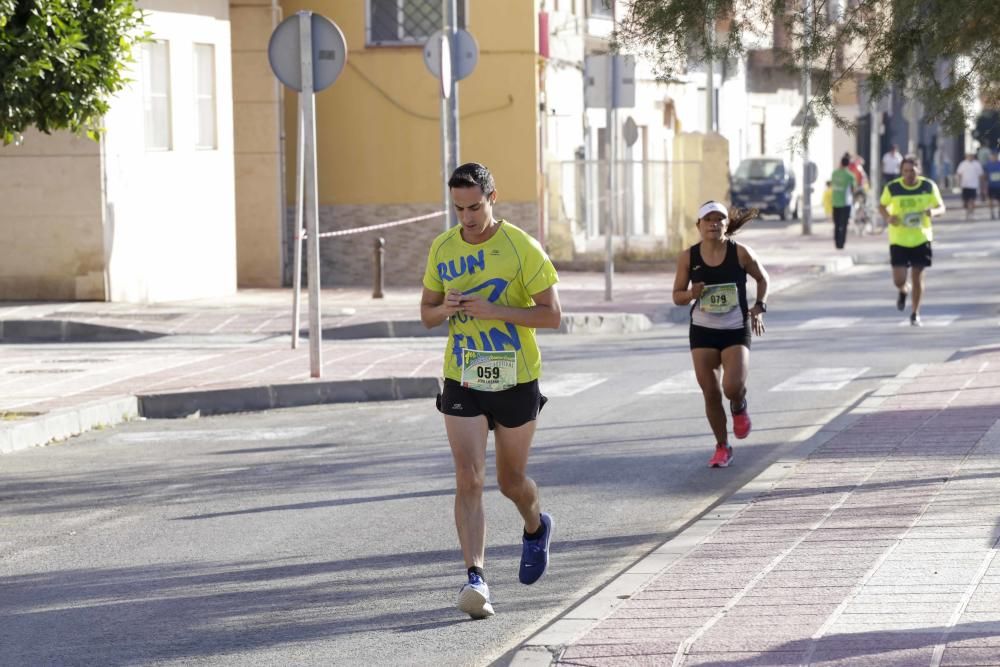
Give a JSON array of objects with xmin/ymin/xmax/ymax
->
[
  {"xmin": 796, "ymin": 317, "xmax": 861, "ymax": 330},
  {"xmin": 770, "ymin": 367, "xmax": 869, "ymax": 392},
  {"xmin": 110, "ymin": 426, "xmax": 326, "ymax": 443},
  {"xmin": 898, "ymin": 315, "xmax": 959, "ymax": 327},
  {"xmin": 638, "ymin": 370, "xmax": 700, "ymax": 395},
  {"xmin": 543, "ymin": 373, "xmax": 608, "ymax": 397}
]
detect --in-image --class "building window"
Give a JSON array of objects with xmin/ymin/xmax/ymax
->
[
  {"xmin": 141, "ymin": 40, "xmax": 172, "ymax": 151},
  {"xmin": 590, "ymin": 0, "xmax": 612, "ymax": 18},
  {"xmin": 193, "ymin": 43, "xmax": 217, "ymax": 149},
  {"xmin": 367, "ymin": 0, "xmax": 467, "ymax": 46}
]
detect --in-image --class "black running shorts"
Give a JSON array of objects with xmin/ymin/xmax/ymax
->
[
  {"xmin": 436, "ymin": 379, "xmax": 547, "ymax": 430},
  {"xmin": 989, "ymin": 188, "xmax": 1000, "ymax": 202},
  {"xmin": 890, "ymin": 243, "xmax": 932, "ymax": 268},
  {"xmin": 962, "ymin": 187, "xmax": 978, "ymax": 202},
  {"xmin": 689, "ymin": 322, "xmax": 751, "ymax": 351}
]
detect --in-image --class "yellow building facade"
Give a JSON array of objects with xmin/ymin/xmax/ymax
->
[{"xmin": 279, "ymin": 0, "xmax": 543, "ymax": 286}]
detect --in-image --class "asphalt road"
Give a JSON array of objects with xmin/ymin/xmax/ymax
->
[{"xmin": 2, "ymin": 219, "xmax": 999, "ymax": 667}]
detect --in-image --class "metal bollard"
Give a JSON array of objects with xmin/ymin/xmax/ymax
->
[{"xmin": 373, "ymin": 236, "xmax": 385, "ymax": 299}]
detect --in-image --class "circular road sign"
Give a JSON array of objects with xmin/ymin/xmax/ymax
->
[
  {"xmin": 423, "ymin": 29, "xmax": 478, "ymax": 83},
  {"xmin": 623, "ymin": 116, "xmax": 639, "ymax": 147},
  {"xmin": 268, "ymin": 12, "xmax": 347, "ymax": 93}
]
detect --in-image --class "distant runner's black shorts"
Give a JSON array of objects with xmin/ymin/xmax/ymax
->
[
  {"xmin": 890, "ymin": 243, "xmax": 932, "ymax": 268},
  {"xmin": 962, "ymin": 187, "xmax": 978, "ymax": 202},
  {"xmin": 989, "ymin": 188, "xmax": 1000, "ymax": 201},
  {"xmin": 689, "ymin": 322, "xmax": 751, "ymax": 351},
  {"xmin": 436, "ymin": 379, "xmax": 547, "ymax": 430}
]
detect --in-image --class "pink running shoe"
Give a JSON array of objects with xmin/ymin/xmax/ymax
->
[
  {"xmin": 732, "ymin": 403, "xmax": 752, "ymax": 439},
  {"xmin": 708, "ymin": 444, "xmax": 733, "ymax": 468}
]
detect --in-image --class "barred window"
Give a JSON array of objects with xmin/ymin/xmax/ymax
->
[{"xmin": 367, "ymin": 0, "xmax": 467, "ymax": 46}]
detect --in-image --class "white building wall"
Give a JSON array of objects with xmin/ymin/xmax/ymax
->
[{"xmin": 102, "ymin": 1, "xmax": 236, "ymax": 302}]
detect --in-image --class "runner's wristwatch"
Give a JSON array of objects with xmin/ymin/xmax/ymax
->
[{"xmin": 754, "ymin": 301, "xmax": 767, "ymax": 313}]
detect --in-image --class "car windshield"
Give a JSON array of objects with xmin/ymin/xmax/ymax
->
[{"xmin": 734, "ymin": 160, "xmax": 783, "ymax": 180}]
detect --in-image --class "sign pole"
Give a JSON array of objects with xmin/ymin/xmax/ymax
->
[
  {"xmin": 446, "ymin": 0, "xmax": 460, "ymax": 230},
  {"xmin": 291, "ymin": 108, "xmax": 306, "ymax": 349},
  {"xmin": 299, "ymin": 12, "xmax": 323, "ymax": 377},
  {"xmin": 439, "ymin": 6, "xmax": 451, "ymax": 230}
]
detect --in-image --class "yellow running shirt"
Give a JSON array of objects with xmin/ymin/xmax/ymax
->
[
  {"xmin": 423, "ymin": 220, "xmax": 559, "ymax": 385},
  {"xmin": 879, "ymin": 176, "xmax": 944, "ymax": 247}
]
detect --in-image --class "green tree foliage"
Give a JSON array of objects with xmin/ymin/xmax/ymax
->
[
  {"xmin": 0, "ymin": 0, "xmax": 147, "ymax": 145},
  {"xmin": 617, "ymin": 0, "xmax": 1000, "ymax": 134}
]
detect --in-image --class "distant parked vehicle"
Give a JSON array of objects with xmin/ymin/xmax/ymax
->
[{"xmin": 730, "ymin": 157, "xmax": 799, "ymax": 221}]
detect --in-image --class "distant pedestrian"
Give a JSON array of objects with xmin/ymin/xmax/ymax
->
[
  {"xmin": 879, "ymin": 157, "xmax": 946, "ymax": 326},
  {"xmin": 421, "ymin": 162, "xmax": 560, "ymax": 619},
  {"xmin": 955, "ymin": 152, "xmax": 985, "ymax": 219},
  {"xmin": 822, "ymin": 180, "xmax": 833, "ymax": 220},
  {"xmin": 985, "ymin": 151, "xmax": 1000, "ymax": 220},
  {"xmin": 831, "ymin": 156, "xmax": 856, "ymax": 249},
  {"xmin": 672, "ymin": 201, "xmax": 769, "ymax": 469},
  {"xmin": 882, "ymin": 144, "xmax": 903, "ymax": 184}
]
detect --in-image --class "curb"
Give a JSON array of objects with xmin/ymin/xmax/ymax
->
[
  {"xmin": 552, "ymin": 312, "xmax": 653, "ymax": 334},
  {"xmin": 138, "ymin": 376, "xmax": 442, "ymax": 419},
  {"xmin": 0, "ymin": 396, "xmax": 139, "ymax": 455},
  {"xmin": 501, "ymin": 365, "xmax": 922, "ymax": 666},
  {"xmin": 0, "ymin": 320, "xmax": 163, "ymax": 343}
]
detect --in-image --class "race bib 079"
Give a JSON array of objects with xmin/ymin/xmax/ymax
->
[
  {"xmin": 461, "ymin": 349, "xmax": 517, "ymax": 392},
  {"xmin": 700, "ymin": 283, "xmax": 739, "ymax": 314}
]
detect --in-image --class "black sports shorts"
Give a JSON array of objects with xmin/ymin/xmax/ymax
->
[
  {"xmin": 689, "ymin": 322, "xmax": 751, "ymax": 351},
  {"xmin": 890, "ymin": 243, "xmax": 932, "ymax": 268},
  {"xmin": 436, "ymin": 379, "xmax": 547, "ymax": 430},
  {"xmin": 962, "ymin": 187, "xmax": 978, "ymax": 202}
]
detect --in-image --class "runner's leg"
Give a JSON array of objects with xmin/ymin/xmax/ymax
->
[
  {"xmin": 445, "ymin": 415, "xmax": 490, "ymax": 569},
  {"xmin": 692, "ymin": 348, "xmax": 727, "ymax": 444},
  {"xmin": 721, "ymin": 344, "xmax": 750, "ymax": 407},
  {"xmin": 494, "ymin": 420, "xmax": 542, "ymax": 534},
  {"xmin": 911, "ymin": 265, "xmax": 925, "ymax": 315}
]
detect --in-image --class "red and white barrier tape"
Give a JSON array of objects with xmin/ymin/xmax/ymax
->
[{"xmin": 298, "ymin": 210, "xmax": 447, "ymax": 240}]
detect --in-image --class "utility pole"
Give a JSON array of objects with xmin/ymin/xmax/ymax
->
[
  {"xmin": 800, "ymin": 0, "xmax": 813, "ymax": 235},
  {"xmin": 604, "ymin": 3, "xmax": 617, "ymax": 302},
  {"xmin": 706, "ymin": 18, "xmax": 714, "ymax": 133}
]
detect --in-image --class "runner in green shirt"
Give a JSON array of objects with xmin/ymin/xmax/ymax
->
[
  {"xmin": 830, "ymin": 156, "xmax": 856, "ymax": 249},
  {"xmin": 878, "ymin": 157, "xmax": 946, "ymax": 326}
]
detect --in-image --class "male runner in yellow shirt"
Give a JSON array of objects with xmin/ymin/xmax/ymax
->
[
  {"xmin": 421, "ymin": 163, "xmax": 561, "ymax": 619},
  {"xmin": 878, "ymin": 157, "xmax": 946, "ymax": 326}
]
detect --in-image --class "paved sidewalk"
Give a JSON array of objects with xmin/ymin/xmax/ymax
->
[
  {"xmin": 0, "ymin": 215, "xmax": 897, "ymax": 454},
  {"xmin": 512, "ymin": 348, "xmax": 1000, "ymax": 666}
]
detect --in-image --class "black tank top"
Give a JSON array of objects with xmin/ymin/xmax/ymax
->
[{"xmin": 689, "ymin": 239, "xmax": 749, "ymax": 321}]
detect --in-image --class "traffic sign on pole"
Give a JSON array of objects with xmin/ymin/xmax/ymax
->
[{"xmin": 268, "ymin": 11, "xmax": 348, "ymax": 376}]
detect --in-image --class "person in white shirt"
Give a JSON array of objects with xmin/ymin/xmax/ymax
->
[
  {"xmin": 881, "ymin": 144, "xmax": 902, "ymax": 184},
  {"xmin": 955, "ymin": 153, "xmax": 986, "ymax": 219}
]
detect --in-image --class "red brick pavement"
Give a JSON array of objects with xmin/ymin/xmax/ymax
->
[{"xmin": 535, "ymin": 351, "xmax": 1000, "ymax": 666}]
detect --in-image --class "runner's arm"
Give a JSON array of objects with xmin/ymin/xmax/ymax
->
[
  {"xmin": 421, "ymin": 287, "xmax": 464, "ymax": 328},
  {"xmin": 739, "ymin": 245, "xmax": 770, "ymax": 310},
  {"xmin": 672, "ymin": 249, "xmax": 701, "ymax": 305},
  {"xmin": 458, "ymin": 285, "xmax": 563, "ymax": 329}
]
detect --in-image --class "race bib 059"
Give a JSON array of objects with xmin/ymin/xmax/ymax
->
[{"xmin": 461, "ymin": 349, "xmax": 517, "ymax": 392}]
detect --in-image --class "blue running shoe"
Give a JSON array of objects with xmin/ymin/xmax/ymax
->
[
  {"xmin": 457, "ymin": 573, "xmax": 494, "ymax": 619},
  {"xmin": 519, "ymin": 512, "xmax": 553, "ymax": 585}
]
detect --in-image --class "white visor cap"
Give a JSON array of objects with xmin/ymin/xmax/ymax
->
[{"xmin": 698, "ymin": 201, "xmax": 729, "ymax": 219}]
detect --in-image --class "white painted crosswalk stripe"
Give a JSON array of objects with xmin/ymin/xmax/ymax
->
[
  {"xmin": 638, "ymin": 370, "xmax": 700, "ymax": 395},
  {"xmin": 770, "ymin": 367, "xmax": 869, "ymax": 392},
  {"xmin": 897, "ymin": 315, "xmax": 959, "ymax": 327},
  {"xmin": 543, "ymin": 373, "xmax": 608, "ymax": 397},
  {"xmin": 796, "ymin": 317, "xmax": 861, "ymax": 330}
]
